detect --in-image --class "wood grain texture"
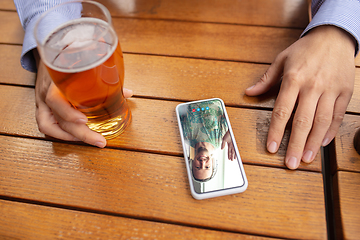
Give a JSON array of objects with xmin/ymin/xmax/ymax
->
[
  {"xmin": 333, "ymin": 171, "xmax": 360, "ymax": 240},
  {"xmin": 0, "ymin": 11, "xmax": 23, "ymax": 44},
  {"xmin": 114, "ymin": 18, "xmax": 302, "ymax": 64},
  {"xmin": 0, "ymin": 45, "xmax": 35, "ymax": 86},
  {"xmin": 0, "ymin": 11, "xmax": 301, "ymax": 64},
  {"xmin": 346, "ymin": 68, "xmax": 360, "ymax": 113},
  {"xmin": 0, "ymin": 135, "xmax": 327, "ymax": 239},
  {"xmin": 0, "ymin": 1, "xmax": 15, "ymax": 11},
  {"xmin": 0, "ymin": 200, "xmax": 274, "ymax": 240},
  {"xmin": 124, "ymin": 54, "xmax": 360, "ymax": 111},
  {"xmin": 2, "ymin": 2, "xmax": 359, "ymax": 67},
  {"xmin": 330, "ymin": 114, "xmax": 360, "ymax": 173},
  {"xmin": 98, "ymin": 0, "xmax": 309, "ymax": 28},
  {"xmin": 0, "ymin": 85, "xmax": 322, "ymax": 171},
  {"xmin": 0, "ymin": 45, "xmax": 359, "ymax": 114},
  {"xmin": 2, "ymin": 0, "xmax": 309, "ymax": 28}
]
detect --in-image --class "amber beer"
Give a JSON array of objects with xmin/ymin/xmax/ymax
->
[{"xmin": 42, "ymin": 18, "xmax": 131, "ymax": 139}]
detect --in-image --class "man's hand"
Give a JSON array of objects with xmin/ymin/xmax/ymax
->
[
  {"xmin": 35, "ymin": 59, "xmax": 133, "ymax": 148},
  {"xmin": 221, "ymin": 130, "xmax": 237, "ymax": 160},
  {"xmin": 245, "ymin": 26, "xmax": 356, "ymax": 169}
]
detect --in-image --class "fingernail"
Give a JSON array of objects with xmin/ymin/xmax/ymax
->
[
  {"xmin": 268, "ymin": 141, "xmax": 278, "ymax": 153},
  {"xmin": 95, "ymin": 141, "xmax": 106, "ymax": 148},
  {"xmin": 322, "ymin": 138, "xmax": 330, "ymax": 146},
  {"xmin": 286, "ymin": 156, "xmax": 298, "ymax": 170},
  {"xmin": 302, "ymin": 150, "xmax": 313, "ymax": 163},
  {"xmin": 246, "ymin": 85, "xmax": 255, "ymax": 91},
  {"xmin": 75, "ymin": 118, "xmax": 87, "ymax": 124}
]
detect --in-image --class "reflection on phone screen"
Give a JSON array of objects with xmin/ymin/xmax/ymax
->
[{"xmin": 177, "ymin": 99, "xmax": 245, "ymax": 194}]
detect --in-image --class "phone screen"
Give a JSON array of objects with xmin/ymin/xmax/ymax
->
[{"xmin": 176, "ymin": 98, "xmax": 246, "ymax": 197}]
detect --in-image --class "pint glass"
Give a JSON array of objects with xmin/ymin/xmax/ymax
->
[{"xmin": 34, "ymin": 0, "xmax": 131, "ymax": 139}]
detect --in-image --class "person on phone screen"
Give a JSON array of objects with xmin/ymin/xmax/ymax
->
[{"xmin": 179, "ymin": 100, "xmax": 236, "ymax": 182}]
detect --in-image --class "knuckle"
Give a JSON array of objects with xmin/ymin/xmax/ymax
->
[
  {"xmin": 314, "ymin": 114, "xmax": 331, "ymax": 126},
  {"xmin": 260, "ymin": 71, "xmax": 270, "ymax": 83},
  {"xmin": 272, "ymin": 107, "xmax": 291, "ymax": 121},
  {"xmin": 293, "ymin": 115, "xmax": 312, "ymax": 129},
  {"xmin": 288, "ymin": 140, "xmax": 303, "ymax": 151},
  {"xmin": 79, "ymin": 134, "xmax": 88, "ymax": 143},
  {"xmin": 332, "ymin": 112, "xmax": 345, "ymax": 123},
  {"xmin": 284, "ymin": 71, "xmax": 301, "ymax": 85}
]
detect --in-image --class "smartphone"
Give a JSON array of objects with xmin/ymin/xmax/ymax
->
[{"xmin": 176, "ymin": 98, "xmax": 248, "ymax": 200}]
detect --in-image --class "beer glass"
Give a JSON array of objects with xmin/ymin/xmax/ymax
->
[{"xmin": 34, "ymin": 0, "xmax": 131, "ymax": 139}]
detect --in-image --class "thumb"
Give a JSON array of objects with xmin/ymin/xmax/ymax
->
[{"xmin": 245, "ymin": 54, "xmax": 285, "ymax": 96}]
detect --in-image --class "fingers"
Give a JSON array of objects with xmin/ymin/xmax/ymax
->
[
  {"xmin": 37, "ymin": 82, "xmax": 107, "ymax": 148},
  {"xmin": 320, "ymin": 93, "xmax": 352, "ymax": 146},
  {"xmin": 301, "ymin": 94, "xmax": 334, "ymax": 164},
  {"xmin": 228, "ymin": 144, "xmax": 236, "ymax": 161},
  {"xmin": 46, "ymin": 83, "xmax": 88, "ymax": 124},
  {"xmin": 123, "ymin": 88, "xmax": 134, "ymax": 98},
  {"xmin": 53, "ymin": 111, "xmax": 107, "ymax": 148},
  {"xmin": 283, "ymin": 90, "xmax": 320, "ymax": 169},
  {"xmin": 36, "ymin": 101, "xmax": 78, "ymax": 141},
  {"xmin": 35, "ymin": 60, "xmax": 133, "ymax": 148},
  {"xmin": 266, "ymin": 75, "xmax": 299, "ymax": 155}
]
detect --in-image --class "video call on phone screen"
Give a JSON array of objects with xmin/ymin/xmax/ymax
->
[{"xmin": 177, "ymin": 99, "xmax": 245, "ymax": 194}]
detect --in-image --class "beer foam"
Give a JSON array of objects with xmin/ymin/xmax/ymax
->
[
  {"xmin": 57, "ymin": 23, "xmax": 95, "ymax": 49},
  {"xmin": 42, "ymin": 18, "xmax": 117, "ymax": 73}
]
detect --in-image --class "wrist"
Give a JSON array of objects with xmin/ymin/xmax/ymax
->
[{"xmin": 307, "ymin": 25, "xmax": 356, "ymax": 57}]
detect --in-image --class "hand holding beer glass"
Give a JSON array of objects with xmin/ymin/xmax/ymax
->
[{"xmin": 34, "ymin": 0, "xmax": 131, "ymax": 143}]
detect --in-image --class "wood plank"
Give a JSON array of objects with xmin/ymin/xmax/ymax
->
[
  {"xmin": 0, "ymin": 45, "xmax": 35, "ymax": 86},
  {"xmin": 0, "ymin": 85, "xmax": 322, "ymax": 171},
  {"xmin": 347, "ymin": 68, "xmax": 360, "ymax": 113},
  {"xmin": 0, "ymin": 135, "xmax": 327, "ymax": 239},
  {"xmin": 0, "ymin": 0, "xmax": 15, "ymax": 10},
  {"xmin": 0, "ymin": 44, "xmax": 359, "ymax": 118},
  {"xmin": 330, "ymin": 114, "xmax": 360, "ymax": 173},
  {"xmin": 0, "ymin": 200, "xmax": 274, "ymax": 240},
  {"xmin": 0, "ymin": 11, "xmax": 302, "ymax": 64},
  {"xmin": 0, "ymin": 11, "xmax": 23, "ymax": 44},
  {"xmin": 2, "ymin": 4, "xmax": 359, "ymax": 67},
  {"xmin": 2, "ymin": 0, "xmax": 309, "ymax": 28},
  {"xmin": 333, "ymin": 171, "xmax": 360, "ymax": 240},
  {"xmin": 114, "ymin": 18, "xmax": 302, "ymax": 64},
  {"xmin": 0, "ymin": 45, "xmax": 276, "ymax": 108},
  {"xmin": 125, "ymin": 55, "xmax": 360, "ymax": 112},
  {"xmin": 2, "ymin": 44, "xmax": 359, "ymax": 118},
  {"xmin": 98, "ymin": 0, "xmax": 309, "ymax": 28},
  {"xmin": 124, "ymin": 54, "xmax": 273, "ymax": 107},
  {"xmin": 0, "ymin": 45, "xmax": 359, "ymax": 115}
]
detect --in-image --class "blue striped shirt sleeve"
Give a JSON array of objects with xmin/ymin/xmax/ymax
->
[
  {"xmin": 302, "ymin": 0, "xmax": 360, "ymax": 56},
  {"xmin": 14, "ymin": 0, "xmax": 71, "ymax": 72}
]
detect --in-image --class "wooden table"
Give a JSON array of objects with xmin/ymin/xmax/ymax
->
[{"xmin": 0, "ymin": 0, "xmax": 359, "ymax": 239}]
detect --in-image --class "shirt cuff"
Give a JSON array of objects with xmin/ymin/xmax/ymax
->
[
  {"xmin": 20, "ymin": 14, "xmax": 41, "ymax": 73},
  {"xmin": 301, "ymin": 0, "xmax": 360, "ymax": 56}
]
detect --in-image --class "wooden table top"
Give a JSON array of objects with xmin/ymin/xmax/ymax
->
[{"xmin": 1, "ymin": 0, "xmax": 359, "ymax": 239}]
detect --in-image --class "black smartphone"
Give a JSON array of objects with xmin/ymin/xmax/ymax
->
[{"xmin": 176, "ymin": 98, "xmax": 248, "ymax": 200}]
